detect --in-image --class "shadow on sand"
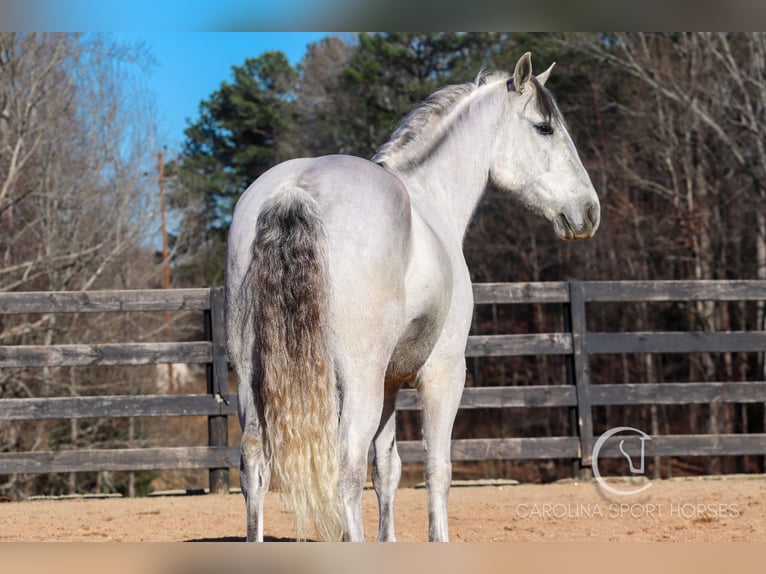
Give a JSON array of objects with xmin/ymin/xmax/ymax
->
[{"xmin": 186, "ymin": 535, "xmax": 315, "ymax": 542}]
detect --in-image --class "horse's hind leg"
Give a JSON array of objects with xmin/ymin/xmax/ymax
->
[
  {"xmin": 417, "ymin": 354, "xmax": 466, "ymax": 542},
  {"xmin": 239, "ymin": 420, "xmax": 271, "ymax": 542},
  {"xmin": 372, "ymin": 384, "xmax": 402, "ymax": 542},
  {"xmin": 337, "ymin": 363, "xmax": 385, "ymax": 542},
  {"xmin": 229, "ymin": 309, "xmax": 269, "ymax": 542},
  {"xmin": 238, "ymin": 374, "xmax": 271, "ymax": 542},
  {"xmin": 240, "ymin": 429, "xmax": 270, "ymax": 541},
  {"xmin": 227, "ymin": 276, "xmax": 271, "ymax": 541}
]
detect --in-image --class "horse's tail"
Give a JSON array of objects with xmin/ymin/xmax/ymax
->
[{"xmin": 249, "ymin": 188, "xmax": 341, "ymax": 541}]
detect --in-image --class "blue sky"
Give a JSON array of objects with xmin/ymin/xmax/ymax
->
[
  {"xmin": 8, "ymin": 1, "xmax": 339, "ymax": 33},
  {"xmin": 111, "ymin": 32, "xmax": 330, "ymax": 153}
]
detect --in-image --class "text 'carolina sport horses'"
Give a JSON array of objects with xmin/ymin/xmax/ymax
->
[{"xmin": 225, "ymin": 52, "xmax": 600, "ymax": 542}]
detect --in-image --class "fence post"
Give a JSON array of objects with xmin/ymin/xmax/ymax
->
[
  {"xmin": 205, "ymin": 286, "xmax": 230, "ymax": 494},
  {"xmin": 568, "ymin": 280, "xmax": 594, "ymax": 475},
  {"xmin": 563, "ymin": 298, "xmax": 580, "ymax": 478}
]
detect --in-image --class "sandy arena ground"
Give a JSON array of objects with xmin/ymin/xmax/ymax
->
[{"xmin": 1, "ymin": 476, "xmax": 764, "ymax": 542}]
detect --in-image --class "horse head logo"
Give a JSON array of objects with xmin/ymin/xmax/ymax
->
[{"xmin": 592, "ymin": 426, "xmax": 652, "ymax": 496}]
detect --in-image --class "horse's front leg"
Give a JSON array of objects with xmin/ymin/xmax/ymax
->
[{"xmin": 416, "ymin": 352, "xmax": 466, "ymax": 542}]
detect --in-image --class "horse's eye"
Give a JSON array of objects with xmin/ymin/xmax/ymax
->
[{"xmin": 535, "ymin": 123, "xmax": 554, "ymax": 136}]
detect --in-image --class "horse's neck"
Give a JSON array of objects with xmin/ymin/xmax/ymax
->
[{"xmin": 394, "ymin": 94, "xmax": 501, "ymax": 244}]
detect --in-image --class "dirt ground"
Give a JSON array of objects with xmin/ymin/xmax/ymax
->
[{"xmin": 1, "ymin": 475, "xmax": 764, "ymax": 542}]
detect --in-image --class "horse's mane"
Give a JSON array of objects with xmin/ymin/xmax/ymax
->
[{"xmin": 372, "ymin": 69, "xmax": 560, "ymax": 172}]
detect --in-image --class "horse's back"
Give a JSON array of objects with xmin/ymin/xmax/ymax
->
[{"xmin": 300, "ymin": 155, "xmax": 412, "ymax": 261}]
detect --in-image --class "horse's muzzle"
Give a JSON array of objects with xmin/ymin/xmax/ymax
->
[{"xmin": 554, "ymin": 202, "xmax": 600, "ymax": 241}]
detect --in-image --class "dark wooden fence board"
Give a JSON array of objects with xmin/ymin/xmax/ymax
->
[
  {"xmin": 0, "ymin": 289, "xmax": 211, "ymax": 314},
  {"xmin": 588, "ymin": 331, "xmax": 766, "ymax": 355},
  {"xmin": 1, "ymin": 386, "xmax": 577, "ymax": 422},
  {"xmin": 395, "ymin": 386, "xmax": 577, "ymax": 410},
  {"xmin": 473, "ymin": 282, "xmax": 569, "ymax": 304},
  {"xmin": 591, "ymin": 382, "xmax": 766, "ymax": 405},
  {"xmin": 466, "ymin": 333, "xmax": 571, "ymax": 357},
  {"xmin": 584, "ymin": 280, "xmax": 766, "ymax": 302},
  {"xmin": 0, "ymin": 342, "xmax": 212, "ymax": 367},
  {"xmin": 396, "ymin": 437, "xmax": 580, "ymax": 463},
  {"xmin": 0, "ymin": 446, "xmax": 240, "ymax": 474},
  {"xmin": 594, "ymin": 434, "xmax": 766, "ymax": 457},
  {"xmin": 0, "ymin": 395, "xmax": 237, "ymax": 421}
]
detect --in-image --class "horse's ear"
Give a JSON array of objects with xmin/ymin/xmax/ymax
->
[
  {"xmin": 513, "ymin": 52, "xmax": 533, "ymax": 93},
  {"xmin": 536, "ymin": 62, "xmax": 555, "ymax": 87}
]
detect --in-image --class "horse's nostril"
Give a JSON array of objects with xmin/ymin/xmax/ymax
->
[
  {"xmin": 556, "ymin": 213, "xmax": 574, "ymax": 239},
  {"xmin": 587, "ymin": 203, "xmax": 600, "ymax": 227}
]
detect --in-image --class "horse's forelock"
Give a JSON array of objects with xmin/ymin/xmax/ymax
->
[{"xmin": 529, "ymin": 76, "xmax": 559, "ymax": 124}]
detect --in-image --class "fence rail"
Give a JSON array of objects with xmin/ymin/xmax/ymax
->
[{"xmin": 1, "ymin": 280, "xmax": 765, "ymax": 492}]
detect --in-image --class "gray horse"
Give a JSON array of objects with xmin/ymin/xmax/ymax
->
[{"xmin": 225, "ymin": 52, "xmax": 600, "ymax": 542}]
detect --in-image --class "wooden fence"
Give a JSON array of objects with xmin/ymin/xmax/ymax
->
[{"xmin": 1, "ymin": 281, "xmax": 765, "ymax": 494}]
